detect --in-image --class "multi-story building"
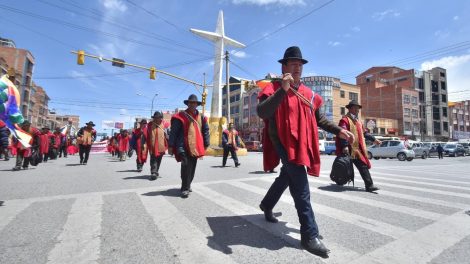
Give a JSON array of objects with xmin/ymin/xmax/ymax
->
[
  {"xmin": 55, "ymin": 115, "xmax": 80, "ymax": 129},
  {"xmin": 221, "ymin": 76, "xmax": 250, "ymax": 128},
  {"xmin": 241, "ymin": 87, "xmax": 263, "ymax": 141},
  {"xmin": 414, "ymin": 67, "xmax": 450, "ymax": 141},
  {"xmin": 448, "ymin": 100, "xmax": 470, "ymax": 141},
  {"xmin": 0, "ymin": 37, "xmax": 16, "ymax": 48},
  {"xmin": 0, "ymin": 45, "xmax": 35, "ymax": 121},
  {"xmin": 29, "ymin": 83, "xmax": 50, "ymax": 128}
]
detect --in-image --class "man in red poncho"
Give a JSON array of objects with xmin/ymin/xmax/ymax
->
[
  {"xmin": 222, "ymin": 122, "xmax": 241, "ymax": 167},
  {"xmin": 131, "ymin": 119, "xmax": 149, "ymax": 173},
  {"xmin": 336, "ymin": 100, "xmax": 381, "ymax": 192},
  {"xmin": 51, "ymin": 127, "xmax": 62, "ymax": 160},
  {"xmin": 145, "ymin": 111, "xmax": 168, "ymax": 180},
  {"xmin": 77, "ymin": 121, "xmax": 97, "ymax": 165},
  {"xmin": 12, "ymin": 121, "xmax": 41, "ymax": 171},
  {"xmin": 257, "ymin": 46, "xmax": 354, "ymax": 257},
  {"xmin": 117, "ymin": 129, "xmax": 130, "ymax": 161},
  {"xmin": 39, "ymin": 127, "xmax": 52, "ymax": 162},
  {"xmin": 168, "ymin": 94, "xmax": 209, "ymax": 198}
]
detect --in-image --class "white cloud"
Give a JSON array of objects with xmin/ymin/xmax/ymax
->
[
  {"xmin": 421, "ymin": 54, "xmax": 470, "ymax": 101},
  {"xmin": 328, "ymin": 41, "xmax": 341, "ymax": 47},
  {"xmin": 352, "ymin": 26, "xmax": 361, "ymax": 32},
  {"xmin": 230, "ymin": 50, "xmax": 248, "ymax": 58},
  {"xmin": 69, "ymin": 70, "xmax": 97, "ymax": 89},
  {"xmin": 102, "ymin": 0, "xmax": 127, "ymax": 12},
  {"xmin": 453, "ymin": 15, "xmax": 459, "ymax": 21},
  {"xmin": 232, "ymin": 0, "xmax": 305, "ymax": 6},
  {"xmin": 434, "ymin": 30, "xmax": 450, "ymax": 39},
  {"xmin": 372, "ymin": 9, "xmax": 401, "ymax": 21}
]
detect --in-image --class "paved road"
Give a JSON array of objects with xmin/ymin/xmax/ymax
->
[{"xmin": 1, "ymin": 153, "xmax": 469, "ymax": 264}]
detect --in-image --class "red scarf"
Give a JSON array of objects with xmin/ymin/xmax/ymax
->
[
  {"xmin": 133, "ymin": 127, "xmax": 148, "ymax": 163},
  {"xmin": 259, "ymin": 82, "xmax": 323, "ymax": 176},
  {"xmin": 171, "ymin": 109, "xmax": 206, "ymax": 162},
  {"xmin": 145, "ymin": 122, "xmax": 168, "ymax": 158},
  {"xmin": 336, "ymin": 115, "xmax": 371, "ymax": 169}
]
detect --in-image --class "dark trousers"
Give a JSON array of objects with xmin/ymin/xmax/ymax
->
[
  {"xmin": 150, "ymin": 155, "xmax": 163, "ymax": 174},
  {"xmin": 222, "ymin": 145, "xmax": 239, "ymax": 166},
  {"xmin": 438, "ymin": 152, "xmax": 443, "ymax": 159},
  {"xmin": 260, "ymin": 143, "xmax": 319, "ymax": 240},
  {"xmin": 15, "ymin": 150, "xmax": 30, "ymax": 168},
  {"xmin": 43, "ymin": 153, "xmax": 49, "ymax": 162},
  {"xmin": 59, "ymin": 145, "xmax": 67, "ymax": 157},
  {"xmin": 79, "ymin": 144, "xmax": 91, "ymax": 163},
  {"xmin": 181, "ymin": 155, "xmax": 198, "ymax": 191},
  {"xmin": 352, "ymin": 159, "xmax": 374, "ymax": 188}
]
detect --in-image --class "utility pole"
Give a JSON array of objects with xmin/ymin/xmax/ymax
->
[
  {"xmin": 225, "ymin": 50, "xmax": 230, "ymax": 123},
  {"xmin": 202, "ymin": 73, "xmax": 207, "ymax": 116}
]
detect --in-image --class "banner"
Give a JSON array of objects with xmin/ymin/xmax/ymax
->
[
  {"xmin": 102, "ymin": 120, "xmax": 115, "ymax": 129},
  {"xmin": 90, "ymin": 141, "xmax": 108, "ymax": 153},
  {"xmin": 114, "ymin": 122, "xmax": 124, "ymax": 129}
]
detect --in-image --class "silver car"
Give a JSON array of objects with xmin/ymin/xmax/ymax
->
[
  {"xmin": 409, "ymin": 142, "xmax": 429, "ymax": 159},
  {"xmin": 367, "ymin": 140, "xmax": 415, "ymax": 161}
]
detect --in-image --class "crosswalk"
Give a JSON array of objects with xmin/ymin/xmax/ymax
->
[{"xmin": 1, "ymin": 167, "xmax": 470, "ymax": 264}]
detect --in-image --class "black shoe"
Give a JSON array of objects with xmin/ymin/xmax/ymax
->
[
  {"xmin": 366, "ymin": 185, "xmax": 379, "ymax": 192},
  {"xmin": 156, "ymin": 172, "xmax": 161, "ymax": 178},
  {"xmin": 12, "ymin": 166, "xmax": 21, "ymax": 171},
  {"xmin": 301, "ymin": 237, "xmax": 330, "ymax": 257},
  {"xmin": 235, "ymin": 162, "xmax": 241, "ymax": 167},
  {"xmin": 188, "ymin": 188, "xmax": 192, "ymax": 192},
  {"xmin": 259, "ymin": 203, "xmax": 278, "ymax": 223},
  {"xmin": 149, "ymin": 174, "xmax": 157, "ymax": 181},
  {"xmin": 181, "ymin": 190, "xmax": 189, "ymax": 198},
  {"xmin": 22, "ymin": 166, "xmax": 28, "ymax": 170}
]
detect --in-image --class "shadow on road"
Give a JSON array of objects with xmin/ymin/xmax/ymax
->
[
  {"xmin": 206, "ymin": 214, "xmax": 298, "ymax": 254},
  {"xmin": 122, "ymin": 175, "xmax": 149, "ymax": 180},
  {"xmin": 65, "ymin": 164, "xmax": 82, "ymax": 167},
  {"xmin": 248, "ymin": 171, "xmax": 274, "ymax": 174},
  {"xmin": 317, "ymin": 184, "xmax": 363, "ymax": 193},
  {"xmin": 0, "ymin": 201, "xmax": 4, "ymax": 206},
  {"xmin": 141, "ymin": 188, "xmax": 181, "ymax": 197},
  {"xmin": 210, "ymin": 165, "xmax": 227, "ymax": 168},
  {"xmin": 117, "ymin": 170, "xmax": 139, "ymax": 173}
]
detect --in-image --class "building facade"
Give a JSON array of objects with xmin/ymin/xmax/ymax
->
[
  {"xmin": 241, "ymin": 87, "xmax": 263, "ymax": 141},
  {"xmin": 0, "ymin": 45, "xmax": 35, "ymax": 121},
  {"xmin": 221, "ymin": 76, "xmax": 250, "ymax": 128},
  {"xmin": 448, "ymin": 100, "xmax": 470, "ymax": 141},
  {"xmin": 29, "ymin": 83, "xmax": 50, "ymax": 128}
]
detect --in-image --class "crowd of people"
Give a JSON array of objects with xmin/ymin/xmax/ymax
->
[{"xmin": 1, "ymin": 46, "xmax": 386, "ymax": 259}]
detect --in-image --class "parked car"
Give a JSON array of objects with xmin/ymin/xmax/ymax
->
[
  {"xmin": 408, "ymin": 142, "xmax": 429, "ymax": 159},
  {"xmin": 423, "ymin": 142, "xmax": 446, "ymax": 157},
  {"xmin": 321, "ymin": 141, "xmax": 336, "ymax": 155},
  {"xmin": 460, "ymin": 142, "xmax": 470, "ymax": 156},
  {"xmin": 244, "ymin": 141, "xmax": 262, "ymax": 152},
  {"xmin": 367, "ymin": 140, "xmax": 415, "ymax": 161},
  {"xmin": 443, "ymin": 143, "xmax": 466, "ymax": 157}
]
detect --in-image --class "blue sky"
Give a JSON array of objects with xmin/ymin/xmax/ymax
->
[{"xmin": 2, "ymin": 0, "xmax": 470, "ymax": 133}]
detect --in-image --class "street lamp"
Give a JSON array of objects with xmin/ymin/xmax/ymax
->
[{"xmin": 136, "ymin": 92, "xmax": 158, "ymax": 117}]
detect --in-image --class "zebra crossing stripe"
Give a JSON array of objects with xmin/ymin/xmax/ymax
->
[
  {"xmin": 138, "ymin": 193, "xmax": 238, "ymax": 264},
  {"xmin": 372, "ymin": 171, "xmax": 470, "ymax": 186},
  {"xmin": 0, "ymin": 200, "xmax": 31, "ymax": 232},
  {"xmin": 371, "ymin": 175, "xmax": 470, "ymax": 191},
  {"xmin": 349, "ymin": 210, "xmax": 470, "ymax": 264},
  {"xmin": 195, "ymin": 184, "xmax": 361, "ymax": 264},
  {"xmin": 229, "ymin": 180, "xmax": 408, "ymax": 239},
  {"xmin": 46, "ymin": 195, "xmax": 103, "ymax": 264},
  {"xmin": 306, "ymin": 181, "xmax": 443, "ymax": 221}
]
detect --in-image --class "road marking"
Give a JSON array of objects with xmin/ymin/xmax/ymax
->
[
  {"xmin": 312, "ymin": 177, "xmax": 470, "ymax": 209},
  {"xmin": 349, "ymin": 210, "xmax": 470, "ymax": 264},
  {"xmin": 375, "ymin": 167, "xmax": 470, "ymax": 180},
  {"xmin": 0, "ymin": 200, "xmax": 31, "ymax": 232},
  {"xmin": 195, "ymin": 184, "xmax": 360, "ymax": 264},
  {"xmin": 230, "ymin": 180, "xmax": 409, "ymax": 239},
  {"xmin": 46, "ymin": 195, "xmax": 103, "ymax": 264},
  {"xmin": 372, "ymin": 171, "xmax": 470, "ymax": 186},
  {"xmin": 317, "ymin": 173, "xmax": 470, "ymax": 199},
  {"xmin": 138, "ymin": 193, "xmax": 237, "ymax": 264},
  {"xmin": 306, "ymin": 182, "xmax": 443, "ymax": 221},
  {"xmin": 371, "ymin": 175, "xmax": 470, "ymax": 191}
]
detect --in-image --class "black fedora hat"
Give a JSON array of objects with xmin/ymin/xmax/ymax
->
[
  {"xmin": 152, "ymin": 111, "xmax": 163, "ymax": 118},
  {"xmin": 85, "ymin": 121, "xmax": 96, "ymax": 126},
  {"xmin": 140, "ymin": 119, "xmax": 148, "ymax": 124},
  {"xmin": 184, "ymin": 94, "xmax": 202, "ymax": 106},
  {"xmin": 345, "ymin": 100, "xmax": 362, "ymax": 109},
  {"xmin": 278, "ymin": 46, "xmax": 308, "ymax": 64}
]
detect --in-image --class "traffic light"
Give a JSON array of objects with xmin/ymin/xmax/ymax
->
[
  {"xmin": 112, "ymin": 58, "xmax": 125, "ymax": 68},
  {"xmin": 150, "ymin": 66, "xmax": 156, "ymax": 80},
  {"xmin": 77, "ymin": 50, "xmax": 85, "ymax": 65},
  {"xmin": 201, "ymin": 91, "xmax": 207, "ymax": 105}
]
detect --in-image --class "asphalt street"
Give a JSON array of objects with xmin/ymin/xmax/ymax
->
[{"xmin": 1, "ymin": 152, "xmax": 469, "ymax": 264}]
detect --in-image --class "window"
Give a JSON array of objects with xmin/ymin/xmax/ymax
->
[
  {"xmin": 397, "ymin": 77, "xmax": 407, "ymax": 82},
  {"xmin": 412, "ymin": 109, "xmax": 418, "ymax": 118},
  {"xmin": 380, "ymin": 141, "xmax": 388, "ymax": 147},
  {"xmin": 432, "ymin": 93, "xmax": 439, "ymax": 105},
  {"xmin": 389, "ymin": 141, "xmax": 401, "ymax": 146},
  {"xmin": 222, "ymin": 99, "xmax": 226, "ymax": 105},
  {"xmin": 434, "ymin": 121, "xmax": 441, "ymax": 135},
  {"xmin": 340, "ymin": 90, "xmax": 345, "ymax": 98},
  {"xmin": 442, "ymin": 107, "xmax": 447, "ymax": 117},
  {"xmin": 441, "ymin": 94, "xmax": 447, "ymax": 103},
  {"xmin": 403, "ymin": 94, "xmax": 410, "ymax": 104},
  {"xmin": 419, "ymin": 92, "xmax": 424, "ymax": 103},
  {"xmin": 411, "ymin": 96, "xmax": 418, "ymax": 105},
  {"xmin": 441, "ymin": 81, "xmax": 446, "ymax": 90},
  {"xmin": 404, "ymin": 122, "xmax": 411, "ymax": 131},
  {"xmin": 349, "ymin": 92, "xmax": 358, "ymax": 101},
  {"xmin": 433, "ymin": 107, "xmax": 440, "ymax": 120},
  {"xmin": 443, "ymin": 122, "xmax": 448, "ymax": 132},
  {"xmin": 243, "ymin": 109, "xmax": 249, "ymax": 117},
  {"xmin": 340, "ymin": 107, "xmax": 345, "ymax": 115},
  {"xmin": 440, "ymin": 72, "xmax": 446, "ymax": 78},
  {"xmin": 404, "ymin": 108, "xmax": 410, "ymax": 117},
  {"xmin": 413, "ymin": 123, "xmax": 420, "ymax": 132},
  {"xmin": 431, "ymin": 81, "xmax": 438, "ymax": 92}
]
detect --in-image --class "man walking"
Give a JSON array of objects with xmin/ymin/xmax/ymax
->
[
  {"xmin": 437, "ymin": 144, "xmax": 444, "ymax": 159},
  {"xmin": 12, "ymin": 121, "xmax": 40, "ymax": 171},
  {"xmin": 169, "ymin": 94, "xmax": 209, "ymax": 198},
  {"xmin": 77, "ymin": 121, "xmax": 96, "ymax": 165},
  {"xmin": 146, "ymin": 111, "xmax": 168, "ymax": 180},
  {"xmin": 257, "ymin": 46, "xmax": 354, "ymax": 257},
  {"xmin": 39, "ymin": 127, "xmax": 52, "ymax": 162},
  {"xmin": 222, "ymin": 122, "xmax": 241, "ymax": 167},
  {"xmin": 336, "ymin": 100, "xmax": 381, "ymax": 192},
  {"xmin": 131, "ymin": 119, "xmax": 148, "ymax": 173}
]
